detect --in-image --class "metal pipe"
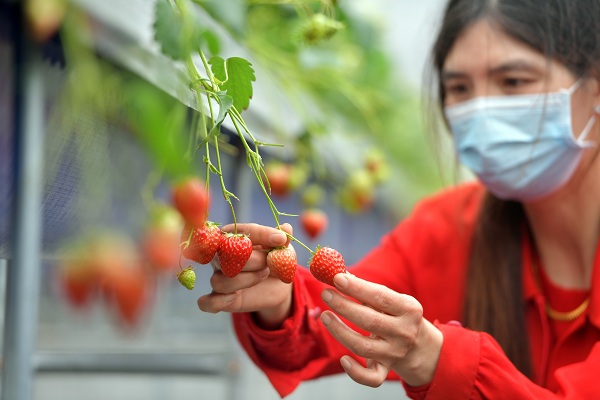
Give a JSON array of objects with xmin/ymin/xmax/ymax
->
[
  {"xmin": 2, "ymin": 5, "xmax": 45, "ymax": 399},
  {"xmin": 33, "ymin": 351, "xmax": 234, "ymax": 376}
]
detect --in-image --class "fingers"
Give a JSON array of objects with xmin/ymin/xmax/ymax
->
[
  {"xmin": 332, "ymin": 274, "xmax": 422, "ymax": 317},
  {"xmin": 197, "ymin": 290, "xmax": 241, "ymax": 314},
  {"xmin": 320, "ymin": 311, "xmax": 390, "ymax": 360},
  {"xmin": 340, "ymin": 356, "xmax": 389, "ymax": 388},
  {"xmin": 221, "ymin": 223, "xmax": 293, "ymax": 248},
  {"xmin": 210, "ymin": 267, "xmax": 270, "ymax": 294},
  {"xmin": 321, "ymin": 289, "xmax": 397, "ymax": 338},
  {"xmin": 198, "ymin": 275, "xmax": 290, "ymax": 313}
]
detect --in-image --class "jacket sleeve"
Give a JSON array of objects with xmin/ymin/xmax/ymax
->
[
  {"xmin": 231, "ymin": 184, "xmax": 482, "ymax": 398},
  {"xmin": 232, "ymin": 267, "xmax": 377, "ymax": 398},
  {"xmin": 230, "ymin": 217, "xmax": 417, "ymax": 398},
  {"xmin": 403, "ymin": 323, "xmax": 600, "ymax": 400}
]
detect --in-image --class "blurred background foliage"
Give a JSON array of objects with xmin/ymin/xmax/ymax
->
[{"xmin": 45, "ymin": 0, "xmax": 450, "ymax": 231}]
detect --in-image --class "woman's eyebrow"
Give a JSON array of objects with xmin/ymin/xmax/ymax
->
[{"xmin": 488, "ymin": 60, "xmax": 543, "ymax": 75}]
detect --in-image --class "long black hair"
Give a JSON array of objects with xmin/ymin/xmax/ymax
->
[{"xmin": 427, "ymin": 0, "xmax": 600, "ymax": 377}]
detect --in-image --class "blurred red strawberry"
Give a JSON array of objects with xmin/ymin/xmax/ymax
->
[
  {"xmin": 264, "ymin": 161, "xmax": 292, "ymax": 197},
  {"xmin": 141, "ymin": 205, "xmax": 183, "ymax": 273},
  {"xmin": 172, "ymin": 177, "xmax": 210, "ymax": 227},
  {"xmin": 299, "ymin": 209, "xmax": 328, "ymax": 240},
  {"xmin": 56, "ymin": 251, "xmax": 96, "ymax": 309},
  {"xmin": 106, "ymin": 264, "xmax": 154, "ymax": 330}
]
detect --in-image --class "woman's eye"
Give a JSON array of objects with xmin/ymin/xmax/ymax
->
[
  {"xmin": 446, "ymin": 83, "xmax": 468, "ymax": 95},
  {"xmin": 503, "ymin": 77, "xmax": 527, "ymax": 88}
]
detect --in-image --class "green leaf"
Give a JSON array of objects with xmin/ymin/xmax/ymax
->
[
  {"xmin": 153, "ymin": 0, "xmax": 187, "ymax": 60},
  {"xmin": 199, "ymin": 91, "xmax": 233, "ymax": 147},
  {"xmin": 211, "ymin": 91, "xmax": 233, "ymax": 134},
  {"xmin": 124, "ymin": 79, "xmax": 192, "ymax": 180},
  {"xmin": 154, "ymin": 0, "xmax": 214, "ymax": 61},
  {"xmin": 200, "ymin": 30, "xmax": 221, "ymax": 56},
  {"xmin": 209, "ymin": 56, "xmax": 256, "ymax": 112}
]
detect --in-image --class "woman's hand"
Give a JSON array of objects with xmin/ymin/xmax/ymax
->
[
  {"xmin": 197, "ymin": 223, "xmax": 295, "ymax": 329},
  {"xmin": 320, "ymin": 273, "xmax": 443, "ymax": 387}
]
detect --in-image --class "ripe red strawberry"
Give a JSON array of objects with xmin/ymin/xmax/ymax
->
[
  {"xmin": 309, "ymin": 246, "xmax": 347, "ymax": 286},
  {"xmin": 180, "ymin": 221, "xmax": 223, "ymax": 264},
  {"xmin": 266, "ymin": 246, "xmax": 297, "ymax": 284},
  {"xmin": 217, "ymin": 233, "xmax": 253, "ymax": 278},
  {"xmin": 300, "ymin": 209, "xmax": 328, "ymax": 240},
  {"xmin": 172, "ymin": 177, "xmax": 210, "ymax": 227}
]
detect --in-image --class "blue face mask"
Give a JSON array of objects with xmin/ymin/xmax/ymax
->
[{"xmin": 445, "ymin": 80, "xmax": 597, "ymax": 201}]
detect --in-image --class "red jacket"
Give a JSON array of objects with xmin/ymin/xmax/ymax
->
[{"xmin": 232, "ymin": 182, "xmax": 600, "ymax": 399}]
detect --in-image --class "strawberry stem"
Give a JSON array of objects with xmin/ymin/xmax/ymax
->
[
  {"xmin": 173, "ymin": 5, "xmax": 315, "ymax": 255},
  {"xmin": 285, "ymin": 232, "xmax": 314, "ymax": 255}
]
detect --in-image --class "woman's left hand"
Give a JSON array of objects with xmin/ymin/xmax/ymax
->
[{"xmin": 319, "ymin": 273, "xmax": 443, "ymax": 388}]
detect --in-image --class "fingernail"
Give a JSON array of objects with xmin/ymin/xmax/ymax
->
[
  {"xmin": 270, "ymin": 232, "xmax": 287, "ymax": 246},
  {"xmin": 223, "ymin": 293, "xmax": 237, "ymax": 303},
  {"xmin": 260, "ymin": 268, "xmax": 270, "ymax": 278},
  {"xmin": 340, "ymin": 357, "xmax": 352, "ymax": 371},
  {"xmin": 321, "ymin": 290, "xmax": 333, "ymax": 303},
  {"xmin": 320, "ymin": 312, "xmax": 331, "ymax": 326},
  {"xmin": 334, "ymin": 274, "xmax": 349, "ymax": 288}
]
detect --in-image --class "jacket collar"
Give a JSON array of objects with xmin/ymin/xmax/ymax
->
[{"xmin": 521, "ymin": 231, "xmax": 600, "ymax": 327}]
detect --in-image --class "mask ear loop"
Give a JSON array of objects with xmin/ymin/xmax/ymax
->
[
  {"xmin": 577, "ymin": 106, "xmax": 600, "ymax": 145},
  {"xmin": 567, "ymin": 78, "xmax": 585, "ymax": 95}
]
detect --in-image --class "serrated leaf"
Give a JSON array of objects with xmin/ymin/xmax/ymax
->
[{"xmin": 209, "ymin": 56, "xmax": 256, "ymax": 112}]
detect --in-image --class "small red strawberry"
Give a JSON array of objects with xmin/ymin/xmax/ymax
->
[
  {"xmin": 172, "ymin": 177, "xmax": 210, "ymax": 227},
  {"xmin": 266, "ymin": 246, "xmax": 297, "ymax": 284},
  {"xmin": 309, "ymin": 246, "xmax": 347, "ymax": 286},
  {"xmin": 300, "ymin": 208, "xmax": 328, "ymax": 240},
  {"xmin": 217, "ymin": 233, "xmax": 253, "ymax": 278},
  {"xmin": 180, "ymin": 221, "xmax": 223, "ymax": 264}
]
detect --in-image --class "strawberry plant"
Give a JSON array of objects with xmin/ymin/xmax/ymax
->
[{"xmin": 150, "ymin": 0, "xmax": 348, "ymax": 286}]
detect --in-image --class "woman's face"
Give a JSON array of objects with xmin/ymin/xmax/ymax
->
[{"xmin": 441, "ymin": 20, "xmax": 599, "ymax": 137}]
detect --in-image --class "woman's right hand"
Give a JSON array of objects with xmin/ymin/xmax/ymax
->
[{"xmin": 197, "ymin": 222, "xmax": 295, "ymax": 329}]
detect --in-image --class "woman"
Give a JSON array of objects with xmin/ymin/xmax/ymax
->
[{"xmin": 198, "ymin": 0, "xmax": 600, "ymax": 398}]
